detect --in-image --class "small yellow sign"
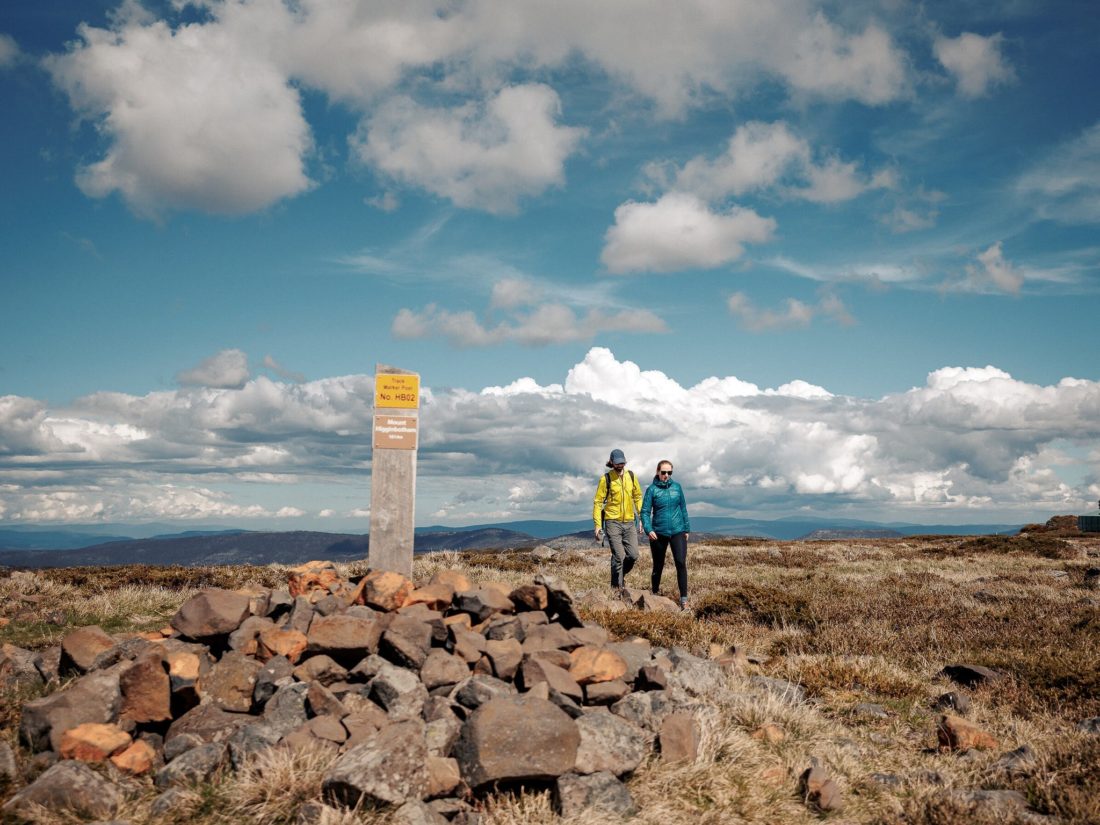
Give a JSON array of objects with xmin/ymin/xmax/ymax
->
[{"xmin": 374, "ymin": 374, "xmax": 419, "ymax": 409}]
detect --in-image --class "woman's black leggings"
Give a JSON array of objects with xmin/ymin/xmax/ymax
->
[{"xmin": 649, "ymin": 532, "xmax": 688, "ymax": 599}]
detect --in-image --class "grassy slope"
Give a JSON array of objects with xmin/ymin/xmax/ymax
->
[{"xmin": 1, "ymin": 534, "xmax": 1098, "ymax": 824}]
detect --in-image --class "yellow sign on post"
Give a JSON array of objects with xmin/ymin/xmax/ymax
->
[{"xmin": 374, "ymin": 374, "xmax": 419, "ymax": 409}]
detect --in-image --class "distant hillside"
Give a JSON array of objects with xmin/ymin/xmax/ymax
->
[
  {"xmin": 799, "ymin": 528, "xmax": 904, "ymax": 540},
  {"xmin": 0, "ymin": 527, "xmax": 538, "ymax": 569}
]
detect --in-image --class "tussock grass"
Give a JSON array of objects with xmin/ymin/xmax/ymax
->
[{"xmin": 2, "ymin": 534, "xmax": 1099, "ymax": 823}]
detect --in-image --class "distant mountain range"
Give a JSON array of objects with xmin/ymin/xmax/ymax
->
[{"xmin": 0, "ymin": 515, "xmax": 1024, "ymax": 569}]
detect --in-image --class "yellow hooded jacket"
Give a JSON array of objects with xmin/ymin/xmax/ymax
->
[{"xmin": 592, "ymin": 470, "xmax": 643, "ymax": 530}]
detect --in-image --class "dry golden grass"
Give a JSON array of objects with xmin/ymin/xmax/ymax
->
[{"xmin": 2, "ymin": 533, "xmax": 1099, "ymax": 824}]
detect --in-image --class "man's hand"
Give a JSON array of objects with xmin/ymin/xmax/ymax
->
[{"xmin": 594, "ymin": 528, "xmax": 603, "ymax": 543}]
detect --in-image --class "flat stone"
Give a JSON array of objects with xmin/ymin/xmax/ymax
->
[
  {"xmin": 426, "ymin": 715, "xmax": 462, "ymax": 758},
  {"xmin": 509, "ymin": 584, "xmax": 549, "ymax": 612},
  {"xmin": 391, "ymin": 800, "xmax": 449, "ymax": 825},
  {"xmin": 21, "ymin": 668, "xmax": 122, "ymax": 752},
  {"xmin": 800, "ymin": 763, "xmax": 844, "ymax": 812},
  {"xmin": 166, "ymin": 703, "xmax": 252, "ymax": 746},
  {"xmin": 1, "ymin": 643, "xmax": 45, "ymax": 691},
  {"xmin": 201, "ymin": 650, "xmax": 262, "ymax": 712},
  {"xmin": 119, "ymin": 650, "xmax": 171, "ymax": 723},
  {"xmin": 584, "ymin": 679, "xmax": 630, "ymax": 706},
  {"xmin": 421, "ymin": 650, "xmax": 471, "ymax": 691},
  {"xmin": 170, "ymin": 589, "xmax": 251, "ymax": 639},
  {"xmin": 307, "ymin": 615, "xmax": 384, "ymax": 660},
  {"xmin": 937, "ymin": 714, "xmax": 998, "ymax": 751},
  {"xmin": 370, "ymin": 661, "xmax": 430, "ymax": 721},
  {"xmin": 611, "ymin": 690, "xmax": 676, "ymax": 734},
  {"xmin": 453, "ymin": 694, "xmax": 580, "ymax": 789},
  {"xmin": 307, "ymin": 681, "xmax": 348, "ymax": 719},
  {"xmin": 323, "ymin": 719, "xmax": 429, "ymax": 806},
  {"xmin": 110, "ymin": 739, "xmax": 157, "ymax": 775},
  {"xmin": 253, "ymin": 655, "xmax": 294, "ymax": 705},
  {"xmin": 60, "ymin": 626, "xmax": 116, "ymax": 674},
  {"xmin": 482, "ymin": 638, "xmax": 522, "ymax": 681},
  {"xmin": 574, "ymin": 711, "xmax": 648, "ymax": 776},
  {"xmin": 404, "ymin": 582, "xmax": 456, "ymax": 612},
  {"xmin": 521, "ymin": 623, "xmax": 577, "ymax": 654},
  {"xmin": 666, "ymin": 647, "xmax": 725, "ymax": 696},
  {"xmin": 59, "ymin": 723, "xmax": 131, "ymax": 762},
  {"xmin": 635, "ymin": 664, "xmax": 668, "ymax": 691},
  {"xmin": 227, "ymin": 616, "xmax": 275, "ymax": 656},
  {"xmin": 425, "ymin": 756, "xmax": 462, "ymax": 799},
  {"xmin": 940, "ymin": 664, "xmax": 1006, "ymax": 687},
  {"xmin": 149, "ymin": 788, "xmax": 191, "ymax": 819},
  {"xmin": 257, "ymin": 627, "xmax": 308, "ymax": 664},
  {"xmin": 932, "ymin": 691, "xmax": 971, "ymax": 714},
  {"xmin": 429, "ymin": 570, "xmax": 471, "ymax": 593},
  {"xmin": 636, "ymin": 593, "xmax": 681, "ymax": 613},
  {"xmin": 288, "ymin": 561, "xmax": 343, "ymax": 599},
  {"xmin": 2, "ymin": 760, "xmax": 121, "ymax": 820},
  {"xmin": 534, "ymin": 574, "xmax": 583, "ymax": 629},
  {"xmin": 381, "ymin": 614, "xmax": 434, "ymax": 669},
  {"xmin": 293, "ymin": 654, "xmax": 348, "ymax": 686},
  {"xmin": 554, "ymin": 771, "xmax": 636, "ymax": 818},
  {"xmin": 453, "ymin": 588, "xmax": 514, "ymax": 623},
  {"xmin": 163, "ymin": 733, "xmax": 205, "ymax": 763},
  {"xmin": 569, "ymin": 646, "xmax": 628, "ymax": 685},
  {"xmin": 227, "ymin": 723, "xmax": 281, "ymax": 769},
  {"xmin": 353, "ymin": 570, "xmax": 414, "ymax": 612},
  {"xmin": 659, "ymin": 712, "xmax": 700, "ymax": 763},
  {"xmin": 263, "ymin": 682, "xmax": 311, "ymax": 738},
  {"xmin": 155, "ymin": 742, "xmax": 226, "ymax": 788},
  {"xmin": 451, "ymin": 674, "xmax": 516, "ymax": 711}
]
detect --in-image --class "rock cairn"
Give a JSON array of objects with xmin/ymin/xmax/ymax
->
[{"xmin": 3, "ymin": 561, "xmax": 726, "ymax": 822}]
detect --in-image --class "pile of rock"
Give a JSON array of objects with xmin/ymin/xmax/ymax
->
[{"xmin": 3, "ymin": 562, "xmax": 725, "ymax": 823}]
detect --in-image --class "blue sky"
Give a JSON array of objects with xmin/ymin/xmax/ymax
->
[{"xmin": 1, "ymin": 0, "xmax": 1098, "ymax": 530}]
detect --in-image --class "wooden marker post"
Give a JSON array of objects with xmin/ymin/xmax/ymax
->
[{"xmin": 369, "ymin": 364, "xmax": 420, "ymax": 575}]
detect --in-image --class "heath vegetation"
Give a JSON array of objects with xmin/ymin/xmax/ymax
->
[{"xmin": 1, "ymin": 531, "xmax": 1098, "ymax": 824}]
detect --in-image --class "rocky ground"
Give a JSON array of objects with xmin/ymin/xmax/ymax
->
[{"xmin": 1, "ymin": 531, "xmax": 1098, "ymax": 824}]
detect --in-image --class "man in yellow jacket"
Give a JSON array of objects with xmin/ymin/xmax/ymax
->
[{"xmin": 593, "ymin": 448, "xmax": 644, "ymax": 593}]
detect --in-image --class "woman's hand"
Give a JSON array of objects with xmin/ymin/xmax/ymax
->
[{"xmin": 648, "ymin": 531, "xmax": 657, "ymax": 540}]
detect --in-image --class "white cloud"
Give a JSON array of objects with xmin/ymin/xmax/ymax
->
[
  {"xmin": 964, "ymin": 242, "xmax": 1024, "ymax": 294},
  {"xmin": 727, "ymin": 291, "xmax": 854, "ymax": 331},
  {"xmin": 2, "ymin": 348, "xmax": 1099, "ymax": 523},
  {"xmin": 1017, "ymin": 121, "xmax": 1100, "ymax": 225},
  {"xmin": 393, "ymin": 302, "xmax": 666, "ymax": 348},
  {"xmin": 351, "ymin": 84, "xmax": 585, "ymax": 213},
  {"xmin": 262, "ymin": 355, "xmax": 306, "ymax": 384},
  {"xmin": 44, "ymin": 15, "xmax": 313, "ymax": 217},
  {"xmin": 177, "ymin": 350, "xmax": 251, "ymax": 389},
  {"xmin": 42, "ymin": 2, "xmax": 913, "ymax": 218},
  {"xmin": 666, "ymin": 121, "xmax": 893, "ymax": 205},
  {"xmin": 0, "ymin": 33, "xmax": 20, "ymax": 68},
  {"xmin": 934, "ymin": 32, "xmax": 1015, "ymax": 98},
  {"xmin": 602, "ymin": 193, "xmax": 776, "ymax": 274}
]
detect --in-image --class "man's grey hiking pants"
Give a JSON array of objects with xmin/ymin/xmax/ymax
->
[{"xmin": 606, "ymin": 519, "xmax": 639, "ymax": 588}]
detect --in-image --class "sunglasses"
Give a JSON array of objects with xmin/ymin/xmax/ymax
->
[{"xmin": 658, "ymin": 469, "xmax": 673, "ymax": 476}]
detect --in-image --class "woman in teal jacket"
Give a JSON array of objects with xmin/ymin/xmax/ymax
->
[{"xmin": 641, "ymin": 459, "xmax": 691, "ymax": 610}]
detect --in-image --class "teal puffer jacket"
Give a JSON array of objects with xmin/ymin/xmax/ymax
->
[{"xmin": 641, "ymin": 478, "xmax": 691, "ymax": 536}]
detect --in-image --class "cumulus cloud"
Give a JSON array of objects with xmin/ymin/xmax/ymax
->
[
  {"xmin": 663, "ymin": 121, "xmax": 894, "ymax": 204},
  {"xmin": 44, "ymin": 14, "xmax": 313, "ymax": 217},
  {"xmin": 934, "ymin": 32, "xmax": 1015, "ymax": 98},
  {"xmin": 351, "ymin": 84, "xmax": 584, "ymax": 213},
  {"xmin": 963, "ymin": 242, "xmax": 1024, "ymax": 294},
  {"xmin": 176, "ymin": 349, "xmax": 252, "ymax": 389},
  {"xmin": 727, "ymin": 291, "xmax": 854, "ymax": 331},
  {"xmin": 1, "ymin": 348, "xmax": 1098, "ymax": 523},
  {"xmin": 0, "ymin": 33, "xmax": 20, "ymax": 68},
  {"xmin": 1017, "ymin": 121, "xmax": 1100, "ymax": 225},
  {"xmin": 602, "ymin": 193, "xmax": 776, "ymax": 274},
  {"xmin": 42, "ymin": 1, "xmax": 912, "ymax": 218}
]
